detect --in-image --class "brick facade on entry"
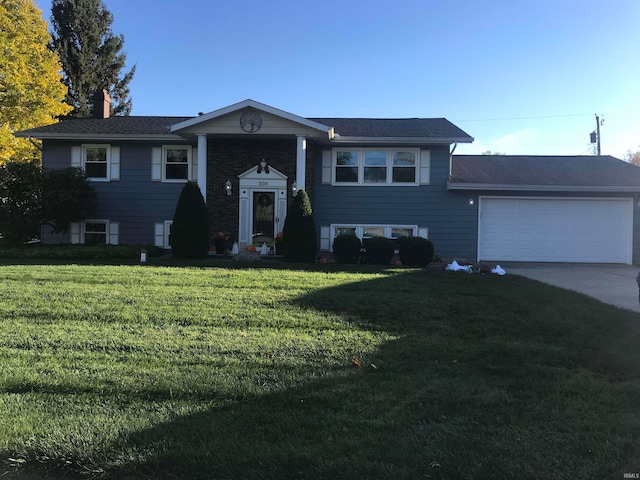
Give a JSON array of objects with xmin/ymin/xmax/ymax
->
[{"xmin": 205, "ymin": 137, "xmax": 316, "ymax": 242}]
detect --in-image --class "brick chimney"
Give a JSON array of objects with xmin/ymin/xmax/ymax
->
[{"xmin": 93, "ymin": 90, "xmax": 111, "ymax": 118}]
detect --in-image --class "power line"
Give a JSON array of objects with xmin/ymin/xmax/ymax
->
[{"xmin": 452, "ymin": 113, "xmax": 595, "ymax": 122}]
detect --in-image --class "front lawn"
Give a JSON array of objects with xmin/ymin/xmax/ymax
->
[{"xmin": 0, "ymin": 263, "xmax": 639, "ymax": 479}]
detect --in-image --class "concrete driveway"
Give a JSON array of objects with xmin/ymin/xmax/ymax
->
[{"xmin": 503, "ymin": 263, "xmax": 640, "ymax": 313}]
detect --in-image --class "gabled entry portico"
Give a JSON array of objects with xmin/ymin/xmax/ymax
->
[{"xmin": 238, "ymin": 163, "xmax": 288, "ymax": 247}]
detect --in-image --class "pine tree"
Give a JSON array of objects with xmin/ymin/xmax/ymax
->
[
  {"xmin": 0, "ymin": 0, "xmax": 72, "ymax": 163},
  {"xmin": 170, "ymin": 182, "xmax": 210, "ymax": 259},
  {"xmin": 49, "ymin": 0, "xmax": 136, "ymax": 117},
  {"xmin": 282, "ymin": 190, "xmax": 317, "ymax": 262}
]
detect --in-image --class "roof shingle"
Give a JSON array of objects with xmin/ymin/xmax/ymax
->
[
  {"xmin": 451, "ymin": 155, "xmax": 640, "ymax": 188},
  {"xmin": 16, "ymin": 115, "xmax": 473, "ymax": 141}
]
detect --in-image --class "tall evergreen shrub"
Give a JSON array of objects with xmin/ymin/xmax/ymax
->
[
  {"xmin": 282, "ymin": 190, "xmax": 317, "ymax": 262},
  {"xmin": 170, "ymin": 182, "xmax": 209, "ymax": 258}
]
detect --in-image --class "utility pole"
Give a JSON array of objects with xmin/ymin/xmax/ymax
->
[
  {"xmin": 590, "ymin": 114, "xmax": 603, "ymax": 155},
  {"xmin": 595, "ymin": 114, "xmax": 601, "ymax": 156}
]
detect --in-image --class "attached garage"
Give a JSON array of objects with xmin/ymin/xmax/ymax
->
[
  {"xmin": 478, "ymin": 197, "xmax": 633, "ymax": 264},
  {"xmin": 449, "ymin": 155, "xmax": 640, "ymax": 265}
]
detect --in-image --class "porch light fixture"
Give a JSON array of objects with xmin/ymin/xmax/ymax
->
[
  {"xmin": 225, "ymin": 179, "xmax": 232, "ymax": 196},
  {"xmin": 468, "ymin": 198, "xmax": 475, "ymax": 206},
  {"xmin": 257, "ymin": 159, "xmax": 270, "ymax": 174},
  {"xmin": 291, "ymin": 181, "xmax": 298, "ymax": 197}
]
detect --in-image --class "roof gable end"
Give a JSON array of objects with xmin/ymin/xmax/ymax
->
[{"xmin": 170, "ymin": 99, "xmax": 334, "ymax": 137}]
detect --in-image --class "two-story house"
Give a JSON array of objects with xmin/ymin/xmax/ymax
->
[{"xmin": 16, "ymin": 95, "xmax": 640, "ymax": 264}]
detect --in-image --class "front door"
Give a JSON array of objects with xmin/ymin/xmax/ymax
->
[
  {"xmin": 238, "ymin": 164, "xmax": 288, "ymax": 247},
  {"xmin": 253, "ymin": 191, "xmax": 275, "ymax": 239}
]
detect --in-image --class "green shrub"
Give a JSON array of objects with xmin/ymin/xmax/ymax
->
[
  {"xmin": 399, "ymin": 236, "xmax": 434, "ymax": 267},
  {"xmin": 364, "ymin": 236, "xmax": 395, "ymax": 265},
  {"xmin": 332, "ymin": 234, "xmax": 362, "ymax": 264},
  {"xmin": 282, "ymin": 190, "xmax": 317, "ymax": 262},
  {"xmin": 170, "ymin": 182, "xmax": 210, "ymax": 259}
]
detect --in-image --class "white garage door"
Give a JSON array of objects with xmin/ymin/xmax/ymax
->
[{"xmin": 478, "ymin": 197, "xmax": 633, "ymax": 264}]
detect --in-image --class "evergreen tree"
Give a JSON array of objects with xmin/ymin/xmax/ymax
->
[
  {"xmin": 282, "ymin": 190, "xmax": 317, "ymax": 262},
  {"xmin": 170, "ymin": 182, "xmax": 209, "ymax": 259},
  {"xmin": 49, "ymin": 0, "xmax": 135, "ymax": 117},
  {"xmin": 0, "ymin": 0, "xmax": 71, "ymax": 163}
]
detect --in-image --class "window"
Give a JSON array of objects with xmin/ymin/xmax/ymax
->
[
  {"xmin": 335, "ymin": 151, "xmax": 358, "ymax": 183},
  {"xmin": 83, "ymin": 145, "xmax": 109, "ymax": 180},
  {"xmin": 72, "ymin": 145, "xmax": 119, "ymax": 181},
  {"xmin": 163, "ymin": 146, "xmax": 191, "ymax": 181},
  {"xmin": 329, "ymin": 224, "xmax": 420, "ymax": 251},
  {"xmin": 333, "ymin": 149, "xmax": 418, "ymax": 185},
  {"xmin": 84, "ymin": 221, "xmax": 108, "ymax": 245}
]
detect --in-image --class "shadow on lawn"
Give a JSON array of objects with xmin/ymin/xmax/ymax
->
[{"xmin": 18, "ymin": 269, "xmax": 640, "ymax": 479}]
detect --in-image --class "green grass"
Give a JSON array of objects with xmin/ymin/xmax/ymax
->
[{"xmin": 1, "ymin": 262, "xmax": 639, "ymax": 479}]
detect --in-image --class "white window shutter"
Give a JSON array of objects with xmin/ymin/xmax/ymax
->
[
  {"xmin": 71, "ymin": 146, "xmax": 82, "ymax": 168},
  {"xmin": 70, "ymin": 222, "xmax": 81, "ymax": 244},
  {"xmin": 110, "ymin": 146, "xmax": 120, "ymax": 181},
  {"xmin": 154, "ymin": 223, "xmax": 164, "ymax": 247},
  {"xmin": 418, "ymin": 227, "xmax": 429, "ymax": 239},
  {"xmin": 320, "ymin": 226, "xmax": 330, "ymax": 251},
  {"xmin": 419, "ymin": 150, "xmax": 431, "ymax": 185},
  {"xmin": 322, "ymin": 150, "xmax": 331, "ymax": 184},
  {"xmin": 190, "ymin": 147, "xmax": 198, "ymax": 182},
  {"xmin": 108, "ymin": 222, "xmax": 119, "ymax": 245},
  {"xmin": 152, "ymin": 147, "xmax": 162, "ymax": 181}
]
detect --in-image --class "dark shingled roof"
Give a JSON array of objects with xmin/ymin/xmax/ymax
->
[
  {"xmin": 15, "ymin": 116, "xmax": 193, "ymax": 137},
  {"xmin": 451, "ymin": 155, "xmax": 640, "ymax": 188},
  {"xmin": 17, "ymin": 115, "xmax": 473, "ymax": 141},
  {"xmin": 308, "ymin": 117, "xmax": 472, "ymax": 139}
]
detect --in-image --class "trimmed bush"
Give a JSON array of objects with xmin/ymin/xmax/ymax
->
[
  {"xmin": 332, "ymin": 234, "xmax": 362, "ymax": 264},
  {"xmin": 282, "ymin": 190, "xmax": 317, "ymax": 262},
  {"xmin": 364, "ymin": 236, "xmax": 395, "ymax": 265},
  {"xmin": 399, "ymin": 236, "xmax": 434, "ymax": 267},
  {"xmin": 170, "ymin": 182, "xmax": 209, "ymax": 259}
]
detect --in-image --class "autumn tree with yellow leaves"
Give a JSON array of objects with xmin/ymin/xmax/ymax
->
[{"xmin": 0, "ymin": 0, "xmax": 72, "ymax": 163}]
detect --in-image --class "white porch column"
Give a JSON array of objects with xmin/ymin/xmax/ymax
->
[
  {"xmin": 296, "ymin": 135, "xmax": 306, "ymax": 192},
  {"xmin": 197, "ymin": 134, "xmax": 207, "ymax": 201}
]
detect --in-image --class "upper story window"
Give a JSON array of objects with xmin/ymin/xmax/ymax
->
[
  {"xmin": 71, "ymin": 145, "xmax": 119, "ymax": 182},
  {"xmin": 83, "ymin": 145, "xmax": 110, "ymax": 180},
  {"xmin": 152, "ymin": 146, "xmax": 196, "ymax": 183},
  {"xmin": 163, "ymin": 146, "xmax": 191, "ymax": 181},
  {"xmin": 333, "ymin": 148, "xmax": 419, "ymax": 185}
]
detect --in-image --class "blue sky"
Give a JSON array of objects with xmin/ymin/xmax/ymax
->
[{"xmin": 35, "ymin": 0, "xmax": 640, "ymax": 158}]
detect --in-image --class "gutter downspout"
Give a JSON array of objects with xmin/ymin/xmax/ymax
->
[{"xmin": 449, "ymin": 142, "xmax": 458, "ymax": 179}]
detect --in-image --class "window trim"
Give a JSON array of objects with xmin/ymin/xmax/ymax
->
[
  {"xmin": 332, "ymin": 148, "xmax": 420, "ymax": 186},
  {"xmin": 82, "ymin": 144, "xmax": 110, "ymax": 182},
  {"xmin": 81, "ymin": 219, "xmax": 110, "ymax": 245},
  {"xmin": 162, "ymin": 145, "xmax": 192, "ymax": 183}
]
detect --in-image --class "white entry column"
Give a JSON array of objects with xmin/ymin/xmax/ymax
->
[
  {"xmin": 296, "ymin": 135, "xmax": 306, "ymax": 192},
  {"xmin": 197, "ymin": 134, "xmax": 207, "ymax": 201}
]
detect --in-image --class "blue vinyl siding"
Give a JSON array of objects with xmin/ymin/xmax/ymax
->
[
  {"xmin": 313, "ymin": 145, "xmax": 479, "ymax": 259},
  {"xmin": 42, "ymin": 141, "xmax": 187, "ymax": 245}
]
